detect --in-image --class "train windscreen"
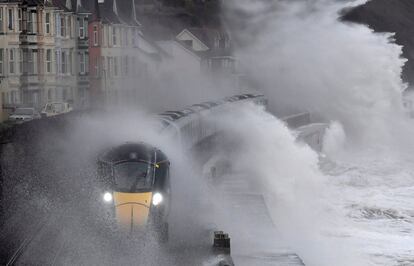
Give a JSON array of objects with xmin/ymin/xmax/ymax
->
[{"xmin": 113, "ymin": 162, "xmax": 154, "ymax": 192}]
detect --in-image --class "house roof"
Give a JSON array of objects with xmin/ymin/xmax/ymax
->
[
  {"xmin": 99, "ymin": 0, "xmax": 121, "ymax": 24},
  {"xmin": 135, "ymin": 3, "xmax": 200, "ymax": 40},
  {"xmin": 99, "ymin": 0, "xmax": 140, "ymax": 26},
  {"xmin": 88, "ymin": 0, "xmax": 100, "ymax": 20},
  {"xmin": 176, "ymin": 28, "xmax": 209, "ymax": 50},
  {"xmin": 182, "ymin": 27, "xmax": 221, "ymax": 49},
  {"xmin": 176, "ymin": 27, "xmax": 233, "ymax": 58},
  {"xmin": 117, "ymin": 0, "xmax": 140, "ymax": 26},
  {"xmin": 51, "ymin": 0, "xmax": 75, "ymax": 12},
  {"xmin": 75, "ymin": 0, "xmax": 92, "ymax": 13}
]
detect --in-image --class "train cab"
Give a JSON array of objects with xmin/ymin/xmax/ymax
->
[{"xmin": 97, "ymin": 142, "xmax": 170, "ymax": 241}]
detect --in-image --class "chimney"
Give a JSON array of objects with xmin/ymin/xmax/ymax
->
[
  {"xmin": 66, "ymin": 0, "xmax": 72, "ymax": 10},
  {"xmin": 76, "ymin": 0, "xmax": 81, "ymax": 12},
  {"xmin": 113, "ymin": 0, "xmax": 118, "ymax": 16}
]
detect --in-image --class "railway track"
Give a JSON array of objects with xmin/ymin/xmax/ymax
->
[
  {"xmin": 0, "ymin": 209, "xmax": 45, "ymax": 265},
  {"xmin": 6, "ymin": 218, "xmax": 48, "ymax": 266},
  {"xmin": 3, "ymin": 208, "xmax": 69, "ymax": 266}
]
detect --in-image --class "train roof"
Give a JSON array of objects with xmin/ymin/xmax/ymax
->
[
  {"xmin": 159, "ymin": 112, "xmax": 182, "ymax": 120},
  {"xmin": 158, "ymin": 112, "xmax": 180, "ymax": 121},
  {"xmin": 191, "ymin": 103, "xmax": 211, "ymax": 110},
  {"xmin": 99, "ymin": 142, "xmax": 168, "ymax": 164},
  {"xmin": 179, "ymin": 108, "xmax": 195, "ymax": 115},
  {"xmin": 156, "ymin": 93, "xmax": 267, "ymax": 129}
]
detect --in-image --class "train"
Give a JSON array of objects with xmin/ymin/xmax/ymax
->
[
  {"xmin": 97, "ymin": 142, "xmax": 170, "ymax": 241},
  {"xmin": 96, "ymin": 94, "xmax": 327, "ymax": 241},
  {"xmin": 156, "ymin": 93, "xmax": 268, "ymax": 150},
  {"xmin": 155, "ymin": 93, "xmax": 326, "ymax": 152}
]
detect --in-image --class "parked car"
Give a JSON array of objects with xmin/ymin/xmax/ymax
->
[
  {"xmin": 8, "ymin": 108, "xmax": 41, "ymax": 124},
  {"xmin": 41, "ymin": 102, "xmax": 73, "ymax": 117}
]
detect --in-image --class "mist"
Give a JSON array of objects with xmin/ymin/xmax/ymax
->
[
  {"xmin": 225, "ymin": 0, "xmax": 412, "ymax": 149},
  {"xmin": 2, "ymin": 0, "xmax": 414, "ymax": 265},
  {"xmin": 210, "ymin": 0, "xmax": 414, "ymax": 265}
]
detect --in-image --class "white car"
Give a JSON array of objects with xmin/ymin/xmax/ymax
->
[
  {"xmin": 41, "ymin": 102, "xmax": 73, "ymax": 117},
  {"xmin": 8, "ymin": 108, "xmax": 41, "ymax": 124}
]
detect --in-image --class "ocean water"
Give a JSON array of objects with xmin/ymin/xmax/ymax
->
[{"xmin": 220, "ymin": 0, "xmax": 414, "ymax": 265}]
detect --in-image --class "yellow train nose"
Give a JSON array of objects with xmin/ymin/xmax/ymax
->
[{"xmin": 113, "ymin": 192, "xmax": 153, "ymax": 230}]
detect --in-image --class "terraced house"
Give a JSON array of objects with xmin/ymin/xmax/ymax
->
[
  {"xmin": 0, "ymin": 0, "xmax": 91, "ymax": 121},
  {"xmin": 0, "ymin": 0, "xmax": 237, "ymax": 121},
  {"xmin": 89, "ymin": 0, "xmax": 164, "ymax": 108}
]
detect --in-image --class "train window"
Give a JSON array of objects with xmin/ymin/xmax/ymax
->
[
  {"xmin": 160, "ymin": 113, "xmax": 180, "ymax": 120},
  {"xmin": 237, "ymin": 95, "xmax": 249, "ymax": 99},
  {"xmin": 165, "ymin": 111, "xmax": 185, "ymax": 118},
  {"xmin": 191, "ymin": 104, "xmax": 209, "ymax": 110},
  {"xmin": 113, "ymin": 162, "xmax": 154, "ymax": 192},
  {"xmin": 181, "ymin": 108, "xmax": 195, "ymax": 114}
]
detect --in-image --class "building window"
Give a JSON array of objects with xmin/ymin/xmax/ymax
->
[
  {"xmin": 85, "ymin": 53, "xmax": 89, "ymax": 73},
  {"xmin": 84, "ymin": 19, "xmax": 88, "ymax": 38},
  {"xmin": 55, "ymin": 51, "xmax": 59, "ymax": 73},
  {"xmin": 131, "ymin": 57, "xmax": 136, "ymax": 75},
  {"xmin": 107, "ymin": 57, "xmax": 111, "ymax": 77},
  {"xmin": 123, "ymin": 56, "xmax": 128, "ymax": 76},
  {"xmin": 27, "ymin": 49, "xmax": 34, "ymax": 74},
  {"xmin": 0, "ymin": 8, "xmax": 3, "ymax": 33},
  {"xmin": 131, "ymin": 28, "xmax": 135, "ymax": 46},
  {"xmin": 225, "ymin": 38, "xmax": 230, "ymax": 49},
  {"xmin": 69, "ymin": 50, "xmax": 72, "ymax": 74},
  {"xmin": 46, "ymin": 49, "xmax": 52, "ymax": 73},
  {"xmin": 60, "ymin": 16, "xmax": 66, "ymax": 37},
  {"xmin": 45, "ymin": 13, "xmax": 50, "ymax": 34},
  {"xmin": 79, "ymin": 52, "xmax": 85, "ymax": 74},
  {"xmin": 123, "ymin": 28, "xmax": 127, "ymax": 46},
  {"xmin": 214, "ymin": 37, "xmax": 219, "ymax": 49},
  {"xmin": 18, "ymin": 9, "xmax": 22, "ymax": 31},
  {"xmin": 19, "ymin": 49, "xmax": 23, "ymax": 73},
  {"xmin": 67, "ymin": 16, "xmax": 72, "ymax": 37},
  {"xmin": 8, "ymin": 9, "xmax": 13, "ymax": 30},
  {"xmin": 112, "ymin": 27, "xmax": 117, "ymax": 46},
  {"xmin": 27, "ymin": 11, "xmax": 33, "ymax": 33},
  {"xmin": 61, "ymin": 51, "xmax": 66, "ymax": 73},
  {"xmin": 9, "ymin": 49, "xmax": 14, "ymax": 74},
  {"xmin": 79, "ymin": 17, "xmax": 85, "ymax": 38},
  {"xmin": 0, "ymin": 49, "xmax": 3, "ymax": 75},
  {"xmin": 47, "ymin": 89, "xmax": 52, "ymax": 101},
  {"xmin": 11, "ymin": 91, "xmax": 18, "ymax": 104},
  {"xmin": 54, "ymin": 14, "xmax": 57, "ymax": 35},
  {"xmin": 93, "ymin": 25, "xmax": 98, "ymax": 46},
  {"xmin": 113, "ymin": 57, "xmax": 118, "ymax": 76}
]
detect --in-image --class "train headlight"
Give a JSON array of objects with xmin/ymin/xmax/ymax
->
[
  {"xmin": 103, "ymin": 192, "xmax": 113, "ymax": 203},
  {"xmin": 152, "ymin": 192, "xmax": 163, "ymax": 206}
]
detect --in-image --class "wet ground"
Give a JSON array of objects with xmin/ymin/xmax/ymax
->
[{"xmin": 0, "ymin": 114, "xmax": 304, "ymax": 265}]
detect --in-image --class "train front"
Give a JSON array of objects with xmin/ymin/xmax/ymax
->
[{"xmin": 97, "ymin": 143, "xmax": 170, "ymax": 241}]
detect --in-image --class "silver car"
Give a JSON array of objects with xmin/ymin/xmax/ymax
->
[{"xmin": 8, "ymin": 108, "xmax": 41, "ymax": 124}]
